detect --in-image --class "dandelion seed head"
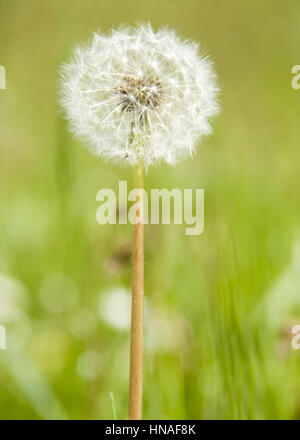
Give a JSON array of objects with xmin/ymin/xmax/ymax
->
[{"xmin": 60, "ymin": 23, "xmax": 220, "ymax": 168}]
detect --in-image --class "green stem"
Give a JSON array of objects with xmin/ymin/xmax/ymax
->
[{"xmin": 128, "ymin": 160, "xmax": 144, "ymax": 420}]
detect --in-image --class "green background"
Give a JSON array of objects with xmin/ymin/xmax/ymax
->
[{"xmin": 0, "ymin": 0, "xmax": 300, "ymax": 420}]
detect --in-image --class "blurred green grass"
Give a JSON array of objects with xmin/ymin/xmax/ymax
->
[{"xmin": 0, "ymin": 0, "xmax": 300, "ymax": 419}]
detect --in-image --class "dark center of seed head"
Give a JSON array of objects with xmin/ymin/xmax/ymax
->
[{"xmin": 117, "ymin": 75, "xmax": 162, "ymax": 113}]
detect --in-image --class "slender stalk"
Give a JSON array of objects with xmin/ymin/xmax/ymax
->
[{"xmin": 128, "ymin": 161, "xmax": 144, "ymax": 420}]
